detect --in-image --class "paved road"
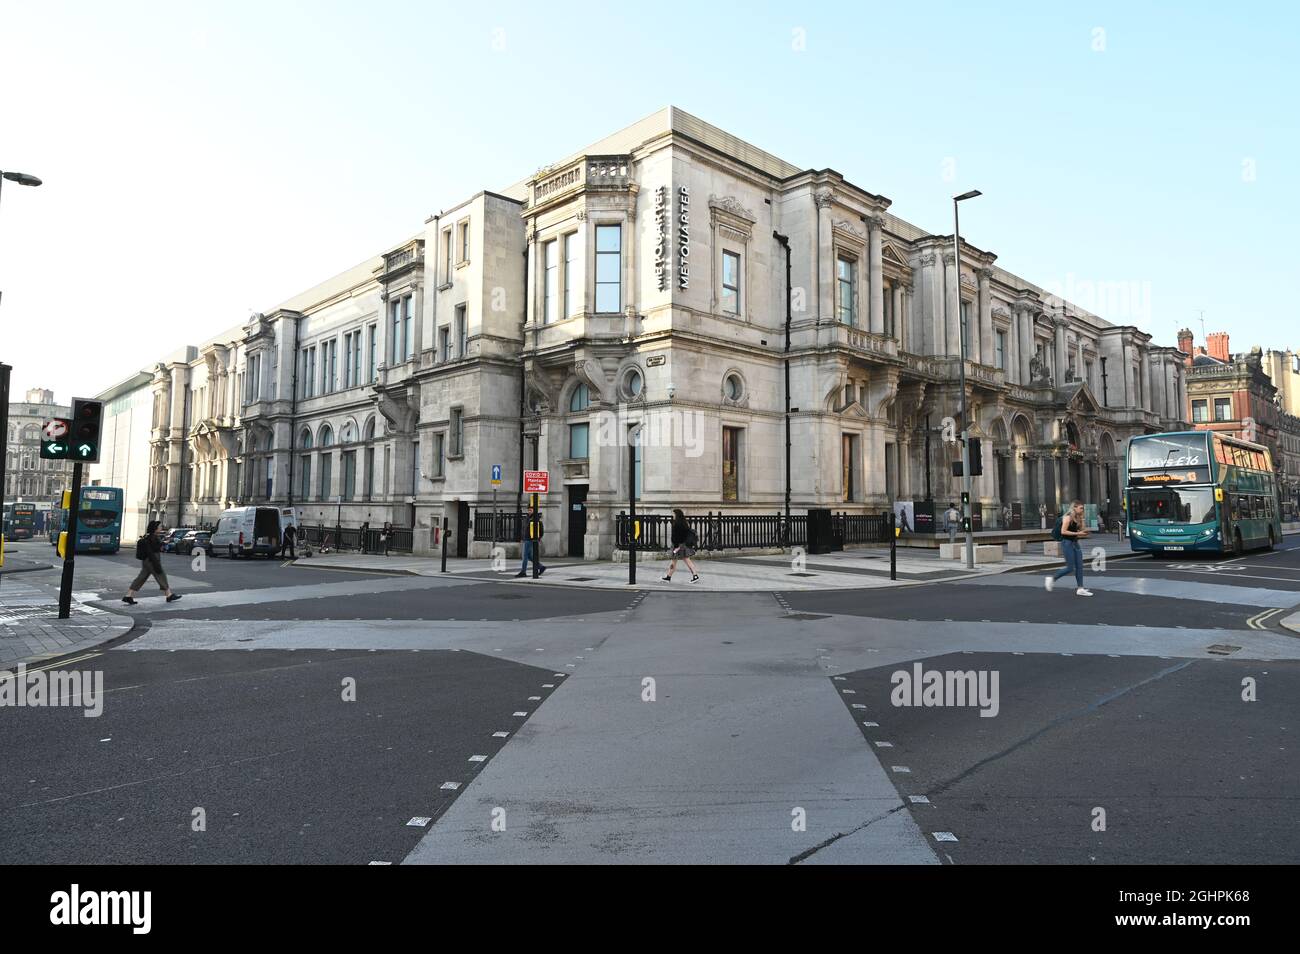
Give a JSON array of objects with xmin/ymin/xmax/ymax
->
[{"xmin": 2, "ymin": 540, "xmax": 1297, "ymax": 863}]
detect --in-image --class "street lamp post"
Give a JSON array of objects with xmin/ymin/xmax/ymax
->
[{"xmin": 953, "ymin": 189, "xmax": 982, "ymax": 570}]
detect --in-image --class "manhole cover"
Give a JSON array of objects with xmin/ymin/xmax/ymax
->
[
  {"xmin": 786, "ymin": 613, "xmax": 830, "ymax": 621},
  {"xmin": 1206, "ymin": 644, "xmax": 1242, "ymax": 655}
]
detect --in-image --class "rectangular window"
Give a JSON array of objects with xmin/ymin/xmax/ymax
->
[
  {"xmin": 411, "ymin": 440, "xmax": 420, "ymax": 494},
  {"xmin": 960, "ymin": 301, "xmax": 971, "ymax": 353},
  {"xmin": 569, "ymin": 422, "xmax": 589, "ymax": 460},
  {"xmin": 342, "ymin": 451, "xmax": 356, "ymax": 501},
  {"xmin": 722, "ymin": 426, "xmax": 740, "ymax": 501},
  {"xmin": 995, "ymin": 330, "xmax": 1007, "ymax": 370},
  {"xmin": 1214, "ymin": 397, "xmax": 1232, "ymax": 421},
  {"xmin": 564, "ymin": 233, "xmax": 577, "ymax": 317},
  {"xmin": 439, "ymin": 327, "xmax": 451, "ymax": 363},
  {"xmin": 367, "ymin": 323, "xmax": 378, "ymax": 382},
  {"xmin": 544, "ymin": 240, "xmax": 558, "ymax": 323},
  {"xmin": 431, "ymin": 434, "xmax": 444, "ymax": 478},
  {"xmin": 842, "ymin": 433, "xmax": 859, "ymax": 502},
  {"xmin": 1192, "ymin": 400, "xmax": 1208, "ymax": 423},
  {"xmin": 883, "ymin": 283, "xmax": 894, "ymax": 337},
  {"xmin": 403, "ymin": 296, "xmax": 414, "ymax": 360},
  {"xmin": 307, "ymin": 348, "xmax": 316, "ymax": 399},
  {"xmin": 595, "ymin": 224, "xmax": 622, "ymax": 313},
  {"xmin": 300, "ymin": 456, "xmax": 312, "ymax": 501},
  {"xmin": 721, "ymin": 250, "xmax": 740, "ymax": 315},
  {"xmin": 389, "ymin": 299, "xmax": 401, "ymax": 364},
  {"xmin": 319, "ymin": 453, "xmax": 332, "ymax": 501},
  {"xmin": 343, "ymin": 333, "xmax": 354, "ymax": 388},
  {"xmin": 450, "ymin": 408, "xmax": 463, "ymax": 457},
  {"xmin": 324, "ymin": 339, "xmax": 336, "ymax": 394},
  {"xmin": 459, "ymin": 221, "xmax": 469, "ymax": 263},
  {"xmin": 456, "ymin": 304, "xmax": 467, "ymax": 357},
  {"xmin": 443, "ymin": 229, "xmax": 452, "ymax": 281},
  {"xmin": 836, "ymin": 256, "xmax": 856, "ymax": 324}
]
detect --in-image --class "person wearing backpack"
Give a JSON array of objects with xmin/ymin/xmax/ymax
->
[
  {"xmin": 516, "ymin": 501, "xmax": 547, "ymax": 579},
  {"xmin": 122, "ymin": 520, "xmax": 182, "ymax": 605},
  {"xmin": 1045, "ymin": 499, "xmax": 1092, "ymax": 596},
  {"xmin": 662, "ymin": 508, "xmax": 700, "ymax": 583}
]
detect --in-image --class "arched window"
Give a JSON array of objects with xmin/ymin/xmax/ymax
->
[
  {"xmin": 300, "ymin": 428, "xmax": 313, "ymax": 450},
  {"xmin": 319, "ymin": 424, "xmax": 333, "ymax": 447},
  {"xmin": 363, "ymin": 417, "xmax": 375, "ymax": 442},
  {"xmin": 341, "ymin": 421, "xmax": 355, "ymax": 444},
  {"xmin": 570, "ymin": 383, "xmax": 590, "ymax": 412},
  {"xmin": 22, "ymin": 424, "xmax": 39, "ymax": 441}
]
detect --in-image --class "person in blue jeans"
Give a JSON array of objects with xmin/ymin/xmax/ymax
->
[
  {"xmin": 516, "ymin": 503, "xmax": 546, "ymax": 579},
  {"xmin": 1045, "ymin": 499, "xmax": 1093, "ymax": 596}
]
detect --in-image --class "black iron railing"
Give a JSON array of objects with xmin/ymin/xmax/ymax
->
[
  {"xmin": 613, "ymin": 510, "xmax": 889, "ymax": 551},
  {"xmin": 472, "ymin": 509, "xmax": 522, "ymax": 543},
  {"xmin": 300, "ymin": 524, "xmax": 410, "ymax": 553}
]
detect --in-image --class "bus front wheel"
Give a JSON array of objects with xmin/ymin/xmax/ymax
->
[
  {"xmin": 1234, "ymin": 530, "xmax": 1244, "ymax": 555},
  {"xmin": 1268, "ymin": 529, "xmax": 1276, "ymax": 550}
]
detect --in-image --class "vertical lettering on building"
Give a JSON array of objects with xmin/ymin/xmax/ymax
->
[
  {"xmin": 654, "ymin": 186, "xmax": 669, "ymax": 291},
  {"xmin": 677, "ymin": 185, "xmax": 691, "ymax": 290}
]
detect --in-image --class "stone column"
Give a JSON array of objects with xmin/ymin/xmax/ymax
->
[
  {"xmin": 977, "ymin": 268, "xmax": 993, "ymax": 367},
  {"xmin": 868, "ymin": 215, "xmax": 884, "ymax": 335},
  {"xmin": 1018, "ymin": 308, "xmax": 1034, "ymax": 383},
  {"xmin": 1053, "ymin": 318, "xmax": 1068, "ymax": 387},
  {"xmin": 943, "ymin": 251, "xmax": 960, "ymax": 356},
  {"xmin": 891, "ymin": 284, "xmax": 904, "ymax": 342},
  {"xmin": 1140, "ymin": 349, "xmax": 1152, "ymax": 411}
]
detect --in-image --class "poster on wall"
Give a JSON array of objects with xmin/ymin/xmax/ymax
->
[
  {"xmin": 1010, "ymin": 501, "xmax": 1023, "ymax": 530},
  {"xmin": 913, "ymin": 501, "xmax": 935, "ymax": 534},
  {"xmin": 893, "ymin": 501, "xmax": 914, "ymax": 534}
]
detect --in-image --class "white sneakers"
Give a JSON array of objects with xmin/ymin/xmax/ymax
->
[{"xmin": 1045, "ymin": 576, "xmax": 1093, "ymax": 596}]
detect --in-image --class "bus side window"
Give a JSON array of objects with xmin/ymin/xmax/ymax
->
[{"xmin": 1230, "ymin": 497, "xmax": 1239, "ymax": 520}]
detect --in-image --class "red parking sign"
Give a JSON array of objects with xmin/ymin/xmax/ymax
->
[{"xmin": 523, "ymin": 471, "xmax": 549, "ymax": 493}]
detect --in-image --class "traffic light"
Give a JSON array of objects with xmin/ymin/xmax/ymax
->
[
  {"xmin": 39, "ymin": 418, "xmax": 72, "ymax": 460},
  {"xmin": 69, "ymin": 397, "xmax": 104, "ymax": 463},
  {"xmin": 968, "ymin": 437, "xmax": 983, "ymax": 477}
]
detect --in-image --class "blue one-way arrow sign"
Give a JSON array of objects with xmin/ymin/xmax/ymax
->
[{"xmin": 490, "ymin": 464, "xmax": 502, "ymax": 485}]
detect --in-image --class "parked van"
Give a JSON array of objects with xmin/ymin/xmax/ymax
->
[{"xmin": 211, "ymin": 506, "xmax": 298, "ymax": 558}]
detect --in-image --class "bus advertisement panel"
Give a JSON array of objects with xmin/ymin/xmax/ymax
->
[{"xmin": 1126, "ymin": 431, "xmax": 1280, "ymax": 555}]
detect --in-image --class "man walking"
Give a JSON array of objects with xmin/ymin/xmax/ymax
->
[
  {"xmin": 359, "ymin": 520, "xmax": 370, "ymax": 554},
  {"xmin": 944, "ymin": 502, "xmax": 961, "ymax": 544},
  {"xmin": 122, "ymin": 521, "xmax": 181, "ymax": 605},
  {"xmin": 516, "ymin": 501, "xmax": 546, "ymax": 579},
  {"xmin": 279, "ymin": 523, "xmax": 297, "ymax": 559}
]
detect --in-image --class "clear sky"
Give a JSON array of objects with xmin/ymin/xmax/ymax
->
[{"xmin": 2, "ymin": 0, "xmax": 1297, "ymax": 402}]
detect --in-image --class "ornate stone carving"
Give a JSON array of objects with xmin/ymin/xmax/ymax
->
[
  {"xmin": 708, "ymin": 194, "xmax": 756, "ymax": 223},
  {"xmin": 832, "ymin": 220, "xmax": 866, "ymax": 241},
  {"xmin": 814, "ymin": 191, "xmax": 833, "ymax": 209}
]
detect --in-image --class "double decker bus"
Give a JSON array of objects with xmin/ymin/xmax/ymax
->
[
  {"xmin": 1125, "ymin": 431, "xmax": 1281, "ymax": 556},
  {"xmin": 50, "ymin": 486, "xmax": 125, "ymax": 555},
  {"xmin": 3, "ymin": 503, "xmax": 38, "ymax": 540}
]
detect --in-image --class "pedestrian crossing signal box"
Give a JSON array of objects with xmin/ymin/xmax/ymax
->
[{"xmin": 39, "ymin": 398, "xmax": 104, "ymax": 462}]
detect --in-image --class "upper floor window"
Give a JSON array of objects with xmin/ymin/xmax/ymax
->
[
  {"xmin": 439, "ymin": 326, "xmax": 451, "ymax": 363},
  {"xmin": 459, "ymin": 220, "xmax": 470, "ymax": 264},
  {"xmin": 456, "ymin": 305, "xmax": 467, "ymax": 357},
  {"xmin": 570, "ymin": 383, "xmax": 590, "ymax": 412},
  {"xmin": 544, "ymin": 240, "xmax": 558, "ymax": 323},
  {"xmin": 403, "ymin": 296, "xmax": 414, "ymax": 360},
  {"xmin": 995, "ymin": 330, "xmax": 1006, "ymax": 370},
  {"xmin": 595, "ymin": 225, "xmax": 622, "ymax": 313},
  {"xmin": 442, "ymin": 229, "xmax": 453, "ymax": 281},
  {"xmin": 1192, "ymin": 400, "xmax": 1208, "ymax": 423},
  {"xmin": 564, "ymin": 233, "xmax": 578, "ymax": 318},
  {"xmin": 721, "ymin": 251, "xmax": 740, "ymax": 315},
  {"xmin": 1214, "ymin": 397, "xmax": 1232, "ymax": 421},
  {"xmin": 836, "ymin": 255, "xmax": 856, "ymax": 324}
]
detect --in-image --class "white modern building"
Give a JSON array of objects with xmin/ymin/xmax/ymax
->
[{"xmin": 115, "ymin": 107, "xmax": 1189, "ymax": 557}]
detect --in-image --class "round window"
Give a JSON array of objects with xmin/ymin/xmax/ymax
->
[
  {"xmin": 725, "ymin": 374, "xmax": 743, "ymax": 400},
  {"xmin": 625, "ymin": 369, "xmax": 643, "ymax": 398}
]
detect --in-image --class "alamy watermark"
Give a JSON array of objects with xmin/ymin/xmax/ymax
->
[
  {"xmin": 891, "ymin": 663, "xmax": 1000, "ymax": 717},
  {"xmin": 1, "ymin": 665, "xmax": 103, "ymax": 717},
  {"xmin": 593, "ymin": 405, "xmax": 705, "ymax": 458}
]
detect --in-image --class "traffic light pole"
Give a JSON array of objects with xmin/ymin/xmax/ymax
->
[
  {"xmin": 58, "ymin": 461, "xmax": 84, "ymax": 619},
  {"xmin": 0, "ymin": 362, "xmax": 10, "ymax": 595},
  {"xmin": 628, "ymin": 439, "xmax": 637, "ymax": 586}
]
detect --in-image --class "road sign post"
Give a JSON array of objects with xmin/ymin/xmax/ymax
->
[
  {"xmin": 490, "ymin": 464, "xmax": 502, "ymax": 546},
  {"xmin": 628, "ymin": 441, "xmax": 637, "ymax": 586},
  {"xmin": 57, "ymin": 461, "xmax": 84, "ymax": 619}
]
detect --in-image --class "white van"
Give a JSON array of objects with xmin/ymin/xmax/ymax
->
[{"xmin": 211, "ymin": 506, "xmax": 299, "ymax": 558}]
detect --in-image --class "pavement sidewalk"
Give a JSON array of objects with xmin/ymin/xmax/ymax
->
[
  {"xmin": 293, "ymin": 541, "xmax": 1136, "ymax": 591},
  {"xmin": 0, "ymin": 577, "xmax": 136, "ymax": 669}
]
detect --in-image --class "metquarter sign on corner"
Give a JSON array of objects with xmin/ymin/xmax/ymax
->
[
  {"xmin": 677, "ymin": 185, "xmax": 691, "ymax": 290},
  {"xmin": 653, "ymin": 185, "xmax": 670, "ymax": 291}
]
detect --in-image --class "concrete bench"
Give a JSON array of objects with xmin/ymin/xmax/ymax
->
[
  {"xmin": 939, "ymin": 543, "xmax": 963, "ymax": 559},
  {"xmin": 1043, "ymin": 541, "xmax": 1061, "ymax": 557},
  {"xmin": 973, "ymin": 544, "xmax": 1004, "ymax": 564},
  {"xmin": 1006, "ymin": 539, "xmax": 1026, "ymax": 555}
]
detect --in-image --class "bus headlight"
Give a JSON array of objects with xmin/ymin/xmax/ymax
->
[{"xmin": 1131, "ymin": 527, "xmax": 1144, "ymax": 537}]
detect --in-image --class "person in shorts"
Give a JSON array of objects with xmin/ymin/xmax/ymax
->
[{"xmin": 662, "ymin": 508, "xmax": 700, "ymax": 583}]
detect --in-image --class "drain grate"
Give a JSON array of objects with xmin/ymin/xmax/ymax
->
[
  {"xmin": 567, "ymin": 577, "xmax": 597, "ymax": 582},
  {"xmin": 786, "ymin": 613, "xmax": 830, "ymax": 621},
  {"xmin": 1206, "ymin": 644, "xmax": 1242, "ymax": 655}
]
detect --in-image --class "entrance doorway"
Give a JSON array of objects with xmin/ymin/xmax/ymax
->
[
  {"xmin": 456, "ymin": 500, "xmax": 470, "ymax": 558},
  {"xmin": 567, "ymin": 484, "xmax": 588, "ymax": 557}
]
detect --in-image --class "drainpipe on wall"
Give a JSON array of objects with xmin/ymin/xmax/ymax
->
[{"xmin": 774, "ymin": 230, "xmax": 792, "ymax": 537}]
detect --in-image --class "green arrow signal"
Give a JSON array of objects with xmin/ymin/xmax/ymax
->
[
  {"xmin": 48, "ymin": 443, "xmax": 65, "ymax": 455},
  {"xmin": 78, "ymin": 443, "xmax": 93, "ymax": 456}
]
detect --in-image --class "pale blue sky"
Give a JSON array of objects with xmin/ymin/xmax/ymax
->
[{"xmin": 2, "ymin": 0, "xmax": 1296, "ymax": 399}]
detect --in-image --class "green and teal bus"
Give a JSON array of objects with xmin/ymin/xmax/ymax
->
[
  {"xmin": 1125, "ymin": 431, "xmax": 1281, "ymax": 556},
  {"xmin": 49, "ymin": 486, "xmax": 124, "ymax": 554}
]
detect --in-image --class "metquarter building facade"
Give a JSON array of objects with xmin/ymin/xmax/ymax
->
[{"xmin": 122, "ymin": 108, "xmax": 1187, "ymax": 557}]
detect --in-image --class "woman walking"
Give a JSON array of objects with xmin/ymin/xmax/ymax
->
[
  {"xmin": 1045, "ymin": 500, "xmax": 1093, "ymax": 596},
  {"xmin": 122, "ymin": 520, "xmax": 182, "ymax": 605},
  {"xmin": 662, "ymin": 509, "xmax": 700, "ymax": 583}
]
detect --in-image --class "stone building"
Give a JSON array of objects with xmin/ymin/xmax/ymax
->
[
  {"xmin": 4, "ymin": 388, "xmax": 73, "ymax": 501},
  {"xmin": 119, "ymin": 107, "xmax": 1189, "ymax": 556},
  {"xmin": 1182, "ymin": 330, "xmax": 1300, "ymax": 515}
]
